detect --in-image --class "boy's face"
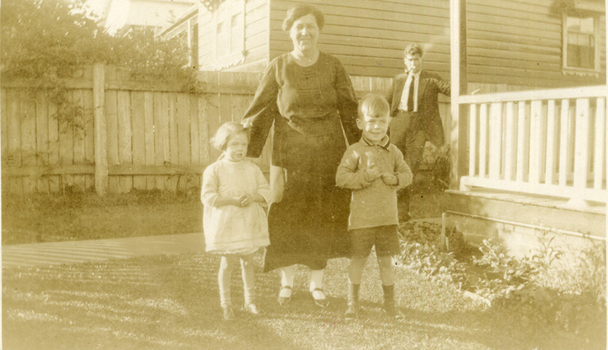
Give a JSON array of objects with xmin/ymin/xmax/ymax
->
[
  {"xmin": 357, "ymin": 113, "xmax": 391, "ymax": 144},
  {"xmin": 404, "ymin": 53, "xmax": 422, "ymax": 73},
  {"xmin": 225, "ymin": 132, "xmax": 248, "ymax": 162}
]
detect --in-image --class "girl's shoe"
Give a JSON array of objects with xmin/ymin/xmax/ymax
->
[
  {"xmin": 344, "ymin": 301, "xmax": 359, "ymax": 319},
  {"xmin": 244, "ymin": 303, "xmax": 265, "ymax": 315},
  {"xmin": 222, "ymin": 306, "xmax": 235, "ymax": 321},
  {"xmin": 311, "ymin": 288, "xmax": 329, "ymax": 308},
  {"xmin": 278, "ymin": 285, "xmax": 292, "ymax": 306}
]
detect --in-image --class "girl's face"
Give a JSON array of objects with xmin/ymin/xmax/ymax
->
[
  {"xmin": 224, "ymin": 132, "xmax": 248, "ymax": 162},
  {"xmin": 289, "ymin": 14, "xmax": 319, "ymax": 53}
]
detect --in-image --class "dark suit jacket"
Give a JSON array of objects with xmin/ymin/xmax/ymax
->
[{"xmin": 384, "ymin": 70, "xmax": 450, "ymax": 147}]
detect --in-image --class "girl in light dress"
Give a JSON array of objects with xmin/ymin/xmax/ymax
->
[{"xmin": 201, "ymin": 122, "xmax": 271, "ymax": 321}]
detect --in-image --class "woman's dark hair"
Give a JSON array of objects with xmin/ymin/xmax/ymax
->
[{"xmin": 282, "ymin": 4, "xmax": 324, "ymax": 31}]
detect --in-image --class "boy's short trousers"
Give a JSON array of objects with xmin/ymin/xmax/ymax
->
[{"xmin": 349, "ymin": 225, "xmax": 400, "ymax": 259}]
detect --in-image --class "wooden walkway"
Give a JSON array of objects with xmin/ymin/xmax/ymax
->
[{"xmin": 2, "ymin": 233, "xmax": 206, "ymax": 269}]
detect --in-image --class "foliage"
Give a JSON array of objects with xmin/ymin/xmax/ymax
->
[{"xmin": 1, "ymin": 0, "xmax": 197, "ymax": 129}]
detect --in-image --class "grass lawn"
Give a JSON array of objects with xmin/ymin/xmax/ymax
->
[{"xmin": 3, "ymin": 251, "xmax": 606, "ymax": 350}]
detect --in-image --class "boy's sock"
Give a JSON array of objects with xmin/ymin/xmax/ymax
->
[
  {"xmin": 345, "ymin": 283, "xmax": 360, "ymax": 318},
  {"xmin": 382, "ymin": 284, "xmax": 404, "ymax": 319}
]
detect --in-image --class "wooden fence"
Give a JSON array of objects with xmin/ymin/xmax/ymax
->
[{"xmin": 4, "ymin": 64, "xmax": 435, "ymax": 195}]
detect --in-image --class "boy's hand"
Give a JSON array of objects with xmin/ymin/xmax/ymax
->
[
  {"xmin": 381, "ymin": 173, "xmax": 399, "ymax": 185},
  {"xmin": 364, "ymin": 164, "xmax": 381, "ymax": 182}
]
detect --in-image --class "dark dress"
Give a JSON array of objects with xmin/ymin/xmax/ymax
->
[{"xmin": 242, "ymin": 52, "xmax": 361, "ymax": 272}]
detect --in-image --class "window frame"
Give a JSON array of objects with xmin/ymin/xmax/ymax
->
[
  {"xmin": 562, "ymin": 11, "xmax": 601, "ymax": 77},
  {"xmin": 211, "ymin": 0, "xmax": 245, "ymax": 67}
]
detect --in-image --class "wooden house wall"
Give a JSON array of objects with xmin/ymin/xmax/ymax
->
[
  {"xmin": 268, "ymin": 0, "xmax": 605, "ymax": 88},
  {"xmin": 197, "ymin": 9, "xmax": 214, "ymax": 70}
]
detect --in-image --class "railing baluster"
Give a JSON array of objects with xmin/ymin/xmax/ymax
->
[
  {"xmin": 516, "ymin": 101, "xmax": 528, "ymax": 182},
  {"xmin": 559, "ymin": 99, "xmax": 570, "ymax": 187},
  {"xmin": 489, "ymin": 103, "xmax": 502, "ymax": 179},
  {"xmin": 479, "ymin": 103, "xmax": 488, "ymax": 178},
  {"xmin": 573, "ymin": 98, "xmax": 590, "ymax": 191},
  {"xmin": 545, "ymin": 100, "xmax": 557, "ymax": 185},
  {"xmin": 504, "ymin": 102, "xmax": 516, "ymax": 181},
  {"xmin": 469, "ymin": 104, "xmax": 477, "ymax": 178},
  {"xmin": 529, "ymin": 101, "xmax": 543, "ymax": 184},
  {"xmin": 594, "ymin": 98, "xmax": 606, "ymax": 190}
]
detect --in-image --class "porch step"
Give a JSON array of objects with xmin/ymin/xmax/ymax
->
[{"xmin": 441, "ymin": 189, "xmax": 606, "ymax": 255}]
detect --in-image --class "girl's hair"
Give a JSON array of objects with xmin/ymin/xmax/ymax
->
[
  {"xmin": 359, "ymin": 93, "xmax": 390, "ymax": 119},
  {"xmin": 210, "ymin": 122, "xmax": 248, "ymax": 151},
  {"xmin": 282, "ymin": 4, "xmax": 324, "ymax": 31}
]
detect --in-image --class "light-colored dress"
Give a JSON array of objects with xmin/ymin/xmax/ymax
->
[{"xmin": 201, "ymin": 155, "xmax": 271, "ymax": 254}]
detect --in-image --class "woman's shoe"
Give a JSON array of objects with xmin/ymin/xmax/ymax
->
[
  {"xmin": 311, "ymin": 288, "xmax": 329, "ymax": 308},
  {"xmin": 278, "ymin": 285, "xmax": 292, "ymax": 306}
]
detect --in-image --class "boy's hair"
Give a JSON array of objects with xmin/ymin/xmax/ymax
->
[
  {"xmin": 403, "ymin": 44, "xmax": 423, "ymax": 58},
  {"xmin": 359, "ymin": 93, "xmax": 390, "ymax": 120},
  {"xmin": 210, "ymin": 122, "xmax": 248, "ymax": 151}
]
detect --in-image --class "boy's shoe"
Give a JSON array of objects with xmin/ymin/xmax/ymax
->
[
  {"xmin": 243, "ymin": 303, "xmax": 265, "ymax": 316},
  {"xmin": 383, "ymin": 301, "xmax": 405, "ymax": 319},
  {"xmin": 344, "ymin": 301, "xmax": 359, "ymax": 319},
  {"xmin": 222, "ymin": 306, "xmax": 235, "ymax": 321}
]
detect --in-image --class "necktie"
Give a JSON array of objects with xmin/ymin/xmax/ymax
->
[{"xmin": 407, "ymin": 77, "xmax": 415, "ymax": 112}]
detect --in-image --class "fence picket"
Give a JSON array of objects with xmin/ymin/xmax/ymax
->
[
  {"xmin": 36, "ymin": 90, "xmax": 49, "ymax": 193},
  {"xmin": 559, "ymin": 99, "xmax": 570, "ymax": 187},
  {"xmin": 21, "ymin": 90, "xmax": 37, "ymax": 193},
  {"xmin": 84, "ymin": 89, "xmax": 95, "ymax": 191},
  {"xmin": 545, "ymin": 100, "xmax": 557, "ymax": 185},
  {"xmin": 117, "ymin": 90, "xmax": 133, "ymax": 193},
  {"xmin": 504, "ymin": 102, "xmax": 516, "ymax": 181},
  {"xmin": 479, "ymin": 103, "xmax": 488, "ymax": 178},
  {"xmin": 516, "ymin": 101, "xmax": 528, "ymax": 182},
  {"xmin": 166, "ymin": 93, "xmax": 179, "ymax": 192},
  {"xmin": 144, "ymin": 92, "xmax": 155, "ymax": 190},
  {"xmin": 529, "ymin": 100, "xmax": 543, "ymax": 184},
  {"xmin": 106, "ymin": 90, "xmax": 119, "ymax": 193},
  {"xmin": 489, "ymin": 102, "xmax": 502, "ymax": 179},
  {"xmin": 468, "ymin": 104, "xmax": 477, "ymax": 178},
  {"xmin": 131, "ymin": 91, "xmax": 147, "ymax": 190},
  {"xmin": 573, "ymin": 98, "xmax": 590, "ymax": 191},
  {"xmin": 48, "ymin": 91, "xmax": 60, "ymax": 192}
]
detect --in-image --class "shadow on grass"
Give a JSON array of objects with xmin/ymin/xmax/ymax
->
[{"xmin": 4, "ymin": 251, "xmax": 606, "ymax": 350}]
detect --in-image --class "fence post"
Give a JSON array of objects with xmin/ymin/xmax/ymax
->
[{"xmin": 93, "ymin": 63, "xmax": 108, "ymax": 196}]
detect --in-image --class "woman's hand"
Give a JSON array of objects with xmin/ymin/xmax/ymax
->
[
  {"xmin": 238, "ymin": 193, "xmax": 255, "ymax": 207},
  {"xmin": 270, "ymin": 165, "xmax": 286, "ymax": 204}
]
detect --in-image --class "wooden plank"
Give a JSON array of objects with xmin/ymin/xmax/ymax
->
[
  {"xmin": 84, "ymin": 88, "xmax": 95, "ymax": 191},
  {"xmin": 198, "ymin": 95, "xmax": 211, "ymax": 165},
  {"xmin": 558, "ymin": 99, "xmax": 570, "ymax": 187},
  {"xmin": 153, "ymin": 92, "xmax": 167, "ymax": 190},
  {"xmin": 117, "ymin": 90, "xmax": 133, "ymax": 193},
  {"xmin": 545, "ymin": 100, "xmax": 557, "ymax": 185},
  {"xmin": 594, "ymin": 98, "xmax": 606, "ymax": 190},
  {"xmin": 6, "ymin": 90, "xmax": 22, "ymax": 194},
  {"xmin": 516, "ymin": 102, "xmax": 529, "ymax": 182},
  {"xmin": 478, "ymin": 104, "xmax": 488, "ymax": 178},
  {"xmin": 72, "ymin": 90, "xmax": 86, "ymax": 192},
  {"xmin": 189, "ymin": 94, "xmax": 200, "ymax": 165},
  {"xmin": 166, "ymin": 93, "xmax": 179, "ymax": 192},
  {"xmin": 206, "ymin": 94, "xmax": 222, "ymax": 163},
  {"xmin": 176, "ymin": 94, "xmax": 191, "ymax": 192},
  {"xmin": 489, "ymin": 102, "xmax": 502, "ymax": 179},
  {"xmin": 105, "ymin": 90, "xmax": 119, "ymax": 193},
  {"xmin": 21, "ymin": 90, "xmax": 37, "ymax": 193},
  {"xmin": 144, "ymin": 91, "xmax": 155, "ymax": 190},
  {"xmin": 2, "ymin": 89, "xmax": 8, "ymax": 162},
  {"xmin": 504, "ymin": 102, "xmax": 517, "ymax": 181},
  {"xmin": 468, "ymin": 104, "xmax": 477, "ymax": 177},
  {"xmin": 131, "ymin": 91, "xmax": 146, "ymax": 190},
  {"xmin": 93, "ymin": 63, "xmax": 108, "ymax": 195},
  {"xmin": 573, "ymin": 99, "xmax": 590, "ymax": 190},
  {"xmin": 48, "ymin": 90, "xmax": 60, "ymax": 192},
  {"xmin": 35, "ymin": 90, "xmax": 49, "ymax": 193}
]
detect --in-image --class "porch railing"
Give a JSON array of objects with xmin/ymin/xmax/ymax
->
[{"xmin": 458, "ymin": 85, "xmax": 607, "ymax": 205}]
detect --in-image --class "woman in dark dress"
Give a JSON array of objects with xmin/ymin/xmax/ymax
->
[{"xmin": 242, "ymin": 4, "xmax": 360, "ymax": 307}]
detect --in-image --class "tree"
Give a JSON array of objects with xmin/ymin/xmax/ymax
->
[{"xmin": 1, "ymin": 0, "xmax": 194, "ymax": 84}]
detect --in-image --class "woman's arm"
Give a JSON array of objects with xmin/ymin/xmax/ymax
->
[
  {"xmin": 242, "ymin": 58, "xmax": 280, "ymax": 158},
  {"xmin": 333, "ymin": 58, "xmax": 361, "ymax": 146}
]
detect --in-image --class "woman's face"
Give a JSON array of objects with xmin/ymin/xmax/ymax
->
[{"xmin": 289, "ymin": 14, "xmax": 319, "ymax": 53}]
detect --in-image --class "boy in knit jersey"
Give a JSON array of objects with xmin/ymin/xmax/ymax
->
[{"xmin": 336, "ymin": 93, "xmax": 413, "ymax": 319}]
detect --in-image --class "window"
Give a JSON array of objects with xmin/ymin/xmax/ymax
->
[
  {"xmin": 563, "ymin": 13, "xmax": 600, "ymax": 75},
  {"xmin": 212, "ymin": 0, "xmax": 245, "ymax": 66}
]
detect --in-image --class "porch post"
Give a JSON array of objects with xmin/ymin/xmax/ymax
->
[{"xmin": 450, "ymin": 0, "xmax": 468, "ymax": 189}]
